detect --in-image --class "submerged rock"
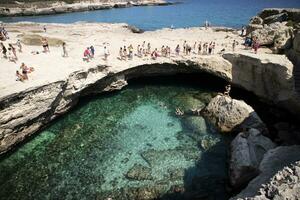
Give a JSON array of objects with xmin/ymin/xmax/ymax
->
[
  {"xmin": 202, "ymin": 95, "xmax": 266, "ymax": 133},
  {"xmin": 229, "ymin": 128, "xmax": 276, "ymax": 189},
  {"xmin": 125, "ymin": 164, "xmax": 153, "ymax": 181}
]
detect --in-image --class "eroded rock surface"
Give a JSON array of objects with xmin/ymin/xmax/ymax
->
[
  {"xmin": 232, "ymin": 145, "xmax": 300, "ymax": 199},
  {"xmin": 125, "ymin": 164, "xmax": 153, "ymax": 181},
  {"xmin": 202, "ymin": 95, "xmax": 266, "ymax": 133},
  {"xmin": 229, "ymin": 128, "xmax": 276, "ymax": 189}
]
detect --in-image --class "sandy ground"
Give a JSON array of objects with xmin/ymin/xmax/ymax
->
[{"xmin": 0, "ymin": 22, "xmax": 273, "ymax": 98}]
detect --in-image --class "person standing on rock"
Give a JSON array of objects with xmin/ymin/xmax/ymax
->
[
  {"xmin": 252, "ymin": 37, "xmax": 260, "ymax": 54},
  {"xmin": 90, "ymin": 45, "xmax": 95, "ymax": 58},
  {"xmin": 0, "ymin": 42, "xmax": 7, "ymax": 58},
  {"xmin": 241, "ymin": 26, "xmax": 246, "ymax": 36},
  {"xmin": 183, "ymin": 40, "xmax": 186, "ymax": 55},
  {"xmin": 232, "ymin": 40, "xmax": 237, "ymax": 52},
  {"xmin": 16, "ymin": 39, "xmax": 22, "ymax": 53},
  {"xmin": 175, "ymin": 44, "xmax": 180, "ymax": 56},
  {"xmin": 198, "ymin": 42, "xmax": 202, "ymax": 55},
  {"xmin": 41, "ymin": 38, "xmax": 50, "ymax": 53},
  {"xmin": 103, "ymin": 46, "xmax": 110, "ymax": 61},
  {"xmin": 147, "ymin": 42, "xmax": 151, "ymax": 54},
  {"xmin": 62, "ymin": 42, "xmax": 68, "ymax": 57}
]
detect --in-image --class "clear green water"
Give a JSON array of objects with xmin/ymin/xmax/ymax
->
[{"xmin": 0, "ymin": 80, "xmax": 231, "ymax": 200}]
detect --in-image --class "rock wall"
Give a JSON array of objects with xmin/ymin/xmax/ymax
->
[
  {"xmin": 223, "ymin": 52, "xmax": 300, "ymax": 116},
  {"xmin": 232, "ymin": 145, "xmax": 300, "ymax": 199}
]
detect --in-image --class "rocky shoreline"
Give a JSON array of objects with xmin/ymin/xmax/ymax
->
[
  {"xmin": 0, "ymin": 0, "xmax": 172, "ymax": 17},
  {"xmin": 1, "ymin": 7, "xmax": 300, "ymax": 199}
]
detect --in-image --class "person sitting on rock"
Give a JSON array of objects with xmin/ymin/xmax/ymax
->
[
  {"xmin": 224, "ymin": 84, "xmax": 231, "ymax": 96},
  {"xmin": 151, "ymin": 48, "xmax": 159, "ymax": 60},
  {"xmin": 16, "ymin": 70, "xmax": 25, "ymax": 82},
  {"xmin": 20, "ymin": 62, "xmax": 34, "ymax": 73}
]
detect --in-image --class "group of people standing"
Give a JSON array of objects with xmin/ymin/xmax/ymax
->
[
  {"xmin": 116, "ymin": 40, "xmax": 218, "ymax": 62},
  {"xmin": 1, "ymin": 40, "xmax": 22, "ymax": 62}
]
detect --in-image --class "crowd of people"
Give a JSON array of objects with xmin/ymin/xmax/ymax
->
[
  {"xmin": 0, "ymin": 24, "xmax": 265, "ymax": 84},
  {"xmin": 115, "ymin": 40, "xmax": 220, "ymax": 61}
]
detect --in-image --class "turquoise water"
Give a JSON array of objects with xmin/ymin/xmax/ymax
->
[
  {"xmin": 1, "ymin": 0, "xmax": 300, "ymax": 30},
  {"xmin": 0, "ymin": 79, "xmax": 231, "ymax": 200}
]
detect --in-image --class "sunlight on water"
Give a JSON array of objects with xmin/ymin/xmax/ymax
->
[{"xmin": 0, "ymin": 83, "xmax": 231, "ymax": 200}]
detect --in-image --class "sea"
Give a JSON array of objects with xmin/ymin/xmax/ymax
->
[{"xmin": 1, "ymin": 0, "xmax": 300, "ymax": 30}]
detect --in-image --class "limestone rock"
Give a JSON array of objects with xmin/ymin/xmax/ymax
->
[
  {"xmin": 229, "ymin": 128, "xmax": 276, "ymax": 188},
  {"xmin": 246, "ymin": 24, "xmax": 263, "ymax": 36},
  {"xmin": 222, "ymin": 52, "xmax": 300, "ymax": 117},
  {"xmin": 263, "ymin": 12, "xmax": 288, "ymax": 24},
  {"xmin": 258, "ymin": 8, "xmax": 300, "ymax": 23},
  {"xmin": 232, "ymin": 145, "xmax": 300, "ymax": 199},
  {"xmin": 250, "ymin": 16, "xmax": 264, "ymax": 25},
  {"xmin": 125, "ymin": 164, "xmax": 153, "ymax": 181},
  {"xmin": 293, "ymin": 31, "xmax": 300, "ymax": 53},
  {"xmin": 258, "ymin": 9, "xmax": 282, "ymax": 19},
  {"xmin": 202, "ymin": 95, "xmax": 266, "ymax": 133},
  {"xmin": 251, "ymin": 22, "xmax": 293, "ymax": 48}
]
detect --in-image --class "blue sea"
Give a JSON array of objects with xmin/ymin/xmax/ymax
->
[{"xmin": 1, "ymin": 0, "xmax": 300, "ymax": 30}]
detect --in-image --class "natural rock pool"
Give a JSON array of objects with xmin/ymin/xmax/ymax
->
[{"xmin": 0, "ymin": 75, "xmax": 232, "ymax": 200}]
